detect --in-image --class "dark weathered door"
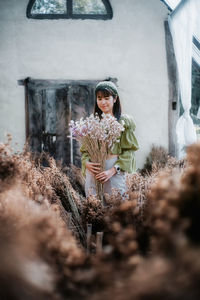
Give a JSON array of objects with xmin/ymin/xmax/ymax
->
[{"xmin": 25, "ymin": 79, "xmax": 98, "ymax": 167}]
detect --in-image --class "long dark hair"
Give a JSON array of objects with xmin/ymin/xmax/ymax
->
[{"xmin": 94, "ymin": 89, "xmax": 122, "ymax": 121}]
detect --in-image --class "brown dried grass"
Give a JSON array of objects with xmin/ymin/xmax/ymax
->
[
  {"xmin": 0, "ymin": 184, "xmax": 86, "ymax": 299},
  {"xmin": 1, "ymin": 139, "xmax": 200, "ymax": 299}
]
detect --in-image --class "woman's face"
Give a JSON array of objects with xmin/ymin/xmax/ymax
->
[{"xmin": 96, "ymin": 91, "xmax": 116, "ymax": 115}]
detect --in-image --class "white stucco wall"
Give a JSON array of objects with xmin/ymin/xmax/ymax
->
[{"xmin": 0, "ymin": 0, "xmax": 169, "ymax": 170}]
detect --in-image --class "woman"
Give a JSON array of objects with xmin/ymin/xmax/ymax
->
[{"xmin": 80, "ymin": 81, "xmax": 139, "ymax": 198}]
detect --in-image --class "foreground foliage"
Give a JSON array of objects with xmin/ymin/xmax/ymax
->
[{"xmin": 0, "ymin": 140, "xmax": 200, "ymax": 300}]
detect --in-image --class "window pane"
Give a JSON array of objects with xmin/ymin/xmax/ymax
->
[
  {"xmin": 31, "ymin": 0, "xmax": 67, "ymax": 14},
  {"xmin": 73, "ymin": 0, "xmax": 107, "ymax": 14},
  {"xmin": 191, "ymin": 61, "xmax": 200, "ymax": 140}
]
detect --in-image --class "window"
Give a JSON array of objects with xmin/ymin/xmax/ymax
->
[
  {"xmin": 161, "ymin": 0, "xmax": 182, "ymax": 11},
  {"xmin": 191, "ymin": 59, "xmax": 200, "ymax": 140},
  {"xmin": 31, "ymin": 0, "xmax": 67, "ymax": 14},
  {"xmin": 191, "ymin": 37, "xmax": 200, "ymax": 140},
  {"xmin": 73, "ymin": 0, "xmax": 106, "ymax": 15},
  {"xmin": 27, "ymin": 0, "xmax": 113, "ymax": 20},
  {"xmin": 179, "ymin": 59, "xmax": 200, "ymax": 141},
  {"xmin": 193, "ymin": 36, "xmax": 200, "ymax": 66}
]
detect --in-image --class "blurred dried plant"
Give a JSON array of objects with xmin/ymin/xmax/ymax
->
[{"xmin": 1, "ymin": 137, "xmax": 200, "ymax": 300}]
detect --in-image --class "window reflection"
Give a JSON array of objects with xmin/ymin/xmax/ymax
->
[
  {"xmin": 31, "ymin": 0, "xmax": 67, "ymax": 14},
  {"xmin": 191, "ymin": 60, "xmax": 200, "ymax": 140},
  {"xmin": 73, "ymin": 0, "xmax": 106, "ymax": 14}
]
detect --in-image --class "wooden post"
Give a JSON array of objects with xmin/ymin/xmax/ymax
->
[
  {"xmin": 86, "ymin": 223, "xmax": 92, "ymax": 254},
  {"xmin": 96, "ymin": 232, "xmax": 103, "ymax": 254}
]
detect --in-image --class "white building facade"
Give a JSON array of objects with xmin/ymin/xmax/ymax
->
[{"xmin": 0, "ymin": 0, "xmax": 170, "ymax": 170}]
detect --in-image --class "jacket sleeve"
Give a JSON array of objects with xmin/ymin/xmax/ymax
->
[
  {"xmin": 114, "ymin": 115, "xmax": 139, "ymax": 173},
  {"xmin": 80, "ymin": 143, "xmax": 90, "ymax": 177}
]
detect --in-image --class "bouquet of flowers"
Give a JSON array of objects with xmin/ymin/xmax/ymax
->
[{"xmin": 69, "ymin": 113, "xmax": 124, "ymax": 201}]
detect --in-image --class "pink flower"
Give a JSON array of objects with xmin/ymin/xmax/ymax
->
[{"xmin": 80, "ymin": 125, "xmax": 87, "ymax": 136}]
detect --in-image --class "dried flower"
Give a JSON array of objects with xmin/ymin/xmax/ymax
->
[{"xmin": 69, "ymin": 114, "xmax": 124, "ymax": 201}]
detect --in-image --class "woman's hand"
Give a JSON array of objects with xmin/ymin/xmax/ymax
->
[
  {"xmin": 95, "ymin": 167, "xmax": 117, "ymax": 183},
  {"xmin": 86, "ymin": 162, "xmax": 101, "ymax": 175}
]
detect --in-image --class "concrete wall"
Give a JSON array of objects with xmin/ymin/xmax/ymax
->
[{"xmin": 0, "ymin": 0, "xmax": 169, "ymax": 170}]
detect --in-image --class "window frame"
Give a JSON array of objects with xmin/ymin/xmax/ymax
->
[
  {"xmin": 160, "ymin": 0, "xmax": 183, "ymax": 11},
  {"xmin": 26, "ymin": 0, "xmax": 113, "ymax": 20}
]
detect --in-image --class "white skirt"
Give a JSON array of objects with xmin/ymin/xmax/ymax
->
[{"xmin": 85, "ymin": 156, "xmax": 127, "ymax": 198}]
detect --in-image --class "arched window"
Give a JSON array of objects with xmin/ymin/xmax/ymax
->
[{"xmin": 26, "ymin": 0, "xmax": 113, "ymax": 20}]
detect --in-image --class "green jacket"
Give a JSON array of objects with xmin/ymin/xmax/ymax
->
[{"xmin": 80, "ymin": 114, "xmax": 139, "ymax": 177}]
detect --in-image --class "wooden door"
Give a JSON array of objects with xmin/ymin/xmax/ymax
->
[{"xmin": 25, "ymin": 78, "xmax": 100, "ymax": 167}]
